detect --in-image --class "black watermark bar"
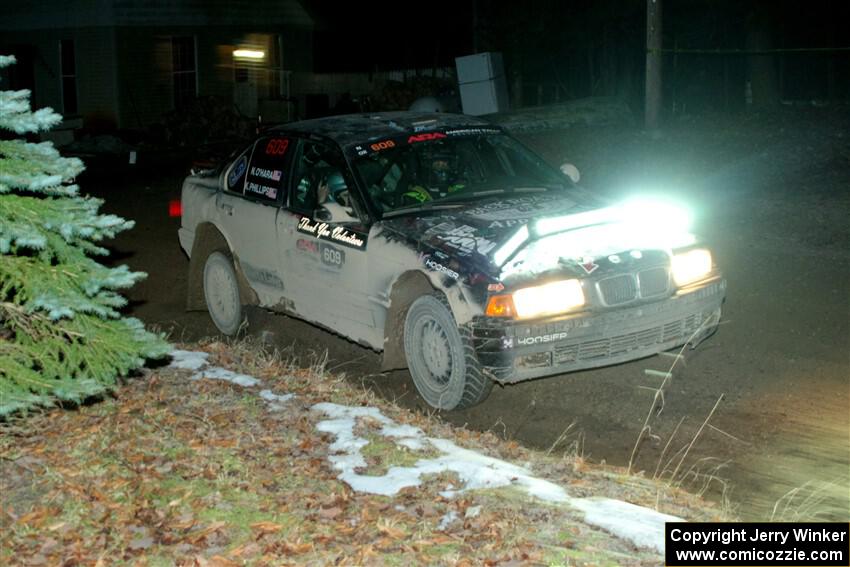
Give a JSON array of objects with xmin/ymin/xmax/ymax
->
[{"xmin": 666, "ymin": 522, "xmax": 849, "ymax": 566}]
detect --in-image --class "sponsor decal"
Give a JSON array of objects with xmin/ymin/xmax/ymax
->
[
  {"xmin": 297, "ymin": 216, "xmax": 367, "ymax": 249},
  {"xmin": 421, "ymin": 255, "xmax": 459, "ymax": 280},
  {"xmin": 320, "ymin": 243, "xmax": 345, "ymax": 268},
  {"xmin": 246, "ymin": 181, "xmax": 278, "ymax": 199},
  {"xmin": 412, "ymin": 119, "xmax": 438, "ymax": 132},
  {"xmin": 296, "ymin": 238, "xmax": 319, "ymax": 254},
  {"xmin": 430, "ymin": 223, "xmax": 497, "ymax": 256},
  {"xmin": 407, "ymin": 132, "xmax": 447, "ymax": 144},
  {"xmin": 464, "ymin": 195, "xmax": 580, "ymax": 223},
  {"xmin": 250, "ymin": 166, "xmax": 282, "ymax": 181},
  {"xmin": 227, "ymin": 156, "xmax": 247, "ymax": 188},
  {"xmin": 464, "ymin": 195, "xmax": 563, "ymax": 221},
  {"xmin": 515, "ymin": 332, "xmax": 570, "ymax": 346},
  {"xmin": 580, "ymin": 257, "xmax": 599, "ymax": 274},
  {"xmin": 444, "ymin": 127, "xmax": 502, "ymax": 137},
  {"xmin": 487, "ymin": 218, "xmax": 529, "ymax": 229},
  {"xmin": 265, "ymin": 138, "xmax": 290, "ymax": 156},
  {"xmin": 369, "ymin": 140, "xmax": 395, "ymax": 152},
  {"xmin": 487, "ymin": 282, "xmax": 505, "ymax": 292},
  {"xmin": 242, "ymin": 263, "xmax": 284, "ymax": 289}
]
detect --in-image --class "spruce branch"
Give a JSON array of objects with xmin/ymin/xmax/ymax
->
[{"xmin": 0, "ymin": 54, "xmax": 169, "ymax": 416}]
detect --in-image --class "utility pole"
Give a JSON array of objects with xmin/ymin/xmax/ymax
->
[
  {"xmin": 645, "ymin": 0, "xmax": 662, "ymax": 129},
  {"xmin": 472, "ymin": 0, "xmax": 479, "ymax": 53}
]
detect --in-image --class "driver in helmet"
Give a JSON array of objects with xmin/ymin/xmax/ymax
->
[
  {"xmin": 317, "ymin": 169, "xmax": 350, "ymax": 207},
  {"xmin": 403, "ymin": 150, "xmax": 465, "ymax": 204}
]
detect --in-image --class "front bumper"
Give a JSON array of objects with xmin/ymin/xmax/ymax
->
[{"xmin": 470, "ymin": 279, "xmax": 726, "ymax": 384}]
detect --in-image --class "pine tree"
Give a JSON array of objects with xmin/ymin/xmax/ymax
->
[{"xmin": 0, "ymin": 55, "xmax": 169, "ymax": 416}]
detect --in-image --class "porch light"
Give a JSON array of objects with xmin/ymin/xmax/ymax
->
[{"xmin": 233, "ymin": 49, "xmax": 265, "ymax": 60}]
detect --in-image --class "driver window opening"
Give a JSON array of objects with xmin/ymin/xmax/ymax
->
[{"xmin": 291, "ymin": 140, "xmax": 359, "ymax": 221}]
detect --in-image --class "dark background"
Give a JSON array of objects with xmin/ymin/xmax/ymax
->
[{"xmin": 311, "ymin": 0, "xmax": 850, "ymax": 114}]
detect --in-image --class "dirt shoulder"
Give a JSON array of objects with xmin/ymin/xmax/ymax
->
[{"xmin": 1, "ymin": 340, "xmax": 726, "ymax": 566}]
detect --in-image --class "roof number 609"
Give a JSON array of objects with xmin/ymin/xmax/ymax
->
[{"xmin": 370, "ymin": 140, "xmax": 395, "ymax": 152}]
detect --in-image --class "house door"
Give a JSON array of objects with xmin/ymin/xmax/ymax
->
[{"xmin": 234, "ymin": 66, "xmax": 258, "ymax": 118}]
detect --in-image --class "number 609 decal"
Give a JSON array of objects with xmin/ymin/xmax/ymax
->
[
  {"xmin": 320, "ymin": 243, "xmax": 345, "ymax": 268},
  {"xmin": 265, "ymin": 138, "xmax": 290, "ymax": 155}
]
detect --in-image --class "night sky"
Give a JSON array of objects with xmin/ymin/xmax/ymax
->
[{"xmin": 310, "ymin": 0, "xmax": 474, "ymax": 72}]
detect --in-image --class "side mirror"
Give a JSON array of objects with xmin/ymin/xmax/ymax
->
[
  {"xmin": 316, "ymin": 202, "xmax": 358, "ymax": 224},
  {"xmin": 560, "ymin": 163, "xmax": 581, "ymax": 184}
]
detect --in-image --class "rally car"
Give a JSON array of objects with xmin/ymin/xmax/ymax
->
[{"xmin": 178, "ymin": 112, "xmax": 725, "ymax": 410}]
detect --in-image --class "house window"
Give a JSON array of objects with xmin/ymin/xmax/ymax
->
[
  {"xmin": 172, "ymin": 36, "xmax": 197, "ymax": 109},
  {"xmin": 60, "ymin": 39, "xmax": 77, "ymax": 115}
]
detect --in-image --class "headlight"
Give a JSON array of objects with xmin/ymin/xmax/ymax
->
[
  {"xmin": 672, "ymin": 249, "xmax": 713, "ymax": 287},
  {"xmin": 486, "ymin": 279, "xmax": 585, "ymax": 319}
]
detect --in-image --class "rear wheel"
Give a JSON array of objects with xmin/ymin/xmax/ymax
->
[
  {"xmin": 203, "ymin": 251, "xmax": 244, "ymax": 335},
  {"xmin": 403, "ymin": 293, "xmax": 493, "ymax": 410}
]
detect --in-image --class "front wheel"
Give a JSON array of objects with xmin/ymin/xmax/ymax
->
[
  {"xmin": 202, "ymin": 251, "xmax": 244, "ymax": 336},
  {"xmin": 403, "ymin": 293, "xmax": 493, "ymax": 410}
]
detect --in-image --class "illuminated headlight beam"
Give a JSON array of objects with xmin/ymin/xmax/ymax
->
[
  {"xmin": 672, "ymin": 249, "xmax": 713, "ymax": 287},
  {"xmin": 513, "ymin": 279, "xmax": 585, "ymax": 319},
  {"xmin": 492, "ymin": 224, "xmax": 529, "ymax": 266}
]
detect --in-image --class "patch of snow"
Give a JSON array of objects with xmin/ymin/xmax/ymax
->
[
  {"xmin": 314, "ymin": 402, "xmax": 391, "ymax": 424},
  {"xmin": 312, "ymin": 402, "xmax": 681, "ymax": 554},
  {"xmin": 396, "ymin": 437, "xmax": 427, "ymax": 451},
  {"xmin": 260, "ymin": 390, "xmax": 295, "ymax": 404},
  {"xmin": 168, "ymin": 353, "xmax": 679, "ymax": 554},
  {"xmin": 570, "ymin": 497, "xmax": 679, "ymax": 555},
  {"xmin": 190, "ymin": 366, "xmax": 261, "ymax": 388},
  {"xmin": 427, "ymin": 437, "xmax": 569, "ymax": 503},
  {"xmin": 438, "ymin": 510, "xmax": 458, "ymax": 530},
  {"xmin": 168, "ymin": 349, "xmax": 210, "ymax": 370}
]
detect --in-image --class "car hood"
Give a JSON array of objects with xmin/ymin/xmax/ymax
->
[
  {"xmin": 378, "ymin": 190, "xmax": 698, "ymax": 285},
  {"xmin": 378, "ymin": 190, "xmax": 599, "ymax": 275}
]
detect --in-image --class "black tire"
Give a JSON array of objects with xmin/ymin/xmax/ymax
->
[
  {"xmin": 403, "ymin": 293, "xmax": 493, "ymax": 410},
  {"xmin": 202, "ymin": 251, "xmax": 244, "ymax": 336}
]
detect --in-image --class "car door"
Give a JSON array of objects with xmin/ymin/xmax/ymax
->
[
  {"xmin": 274, "ymin": 137, "xmax": 377, "ymax": 344},
  {"xmin": 217, "ymin": 135, "xmax": 294, "ymax": 307}
]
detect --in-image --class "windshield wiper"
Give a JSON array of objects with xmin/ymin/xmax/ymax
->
[
  {"xmin": 381, "ymin": 201, "xmax": 466, "ymax": 218},
  {"xmin": 440, "ymin": 184, "xmax": 559, "ymax": 203}
]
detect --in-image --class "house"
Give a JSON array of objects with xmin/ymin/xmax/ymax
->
[{"xmin": 0, "ymin": 0, "xmax": 315, "ymax": 135}]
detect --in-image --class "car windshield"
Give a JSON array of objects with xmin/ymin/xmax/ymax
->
[{"xmin": 353, "ymin": 132, "xmax": 567, "ymax": 216}]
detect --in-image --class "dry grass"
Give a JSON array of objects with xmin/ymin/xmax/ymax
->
[{"xmin": 0, "ymin": 337, "xmax": 726, "ymax": 565}]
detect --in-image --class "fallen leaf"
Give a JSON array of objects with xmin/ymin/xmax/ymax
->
[
  {"xmin": 376, "ymin": 518, "xmax": 406, "ymax": 539},
  {"xmin": 318, "ymin": 506, "xmax": 342, "ymax": 520},
  {"xmin": 188, "ymin": 520, "xmax": 227, "ymax": 543},
  {"xmin": 250, "ymin": 521, "xmax": 283, "ymax": 534},
  {"xmin": 282, "ymin": 541, "xmax": 313, "ymax": 554},
  {"xmin": 228, "ymin": 542, "xmax": 261, "ymax": 557}
]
